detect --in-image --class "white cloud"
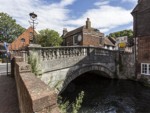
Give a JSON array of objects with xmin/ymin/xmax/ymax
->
[
  {"xmin": 94, "ymin": 1, "xmax": 110, "ymax": 6},
  {"xmin": 60, "ymin": 0, "xmax": 76, "ymax": 6},
  {"xmin": 0, "ymin": 0, "xmax": 133, "ymax": 35},
  {"xmin": 0, "ymin": 0, "xmax": 75, "ymax": 34},
  {"xmin": 66, "ymin": 5, "xmax": 133, "ymax": 33}
]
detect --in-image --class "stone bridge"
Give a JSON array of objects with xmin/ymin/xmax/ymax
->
[{"xmin": 28, "ymin": 46, "xmax": 123, "ymax": 92}]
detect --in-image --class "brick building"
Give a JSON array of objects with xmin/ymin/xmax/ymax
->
[
  {"xmin": 132, "ymin": 0, "xmax": 150, "ymax": 76},
  {"xmin": 62, "ymin": 18, "xmax": 105, "ymax": 47},
  {"xmin": 9, "ymin": 27, "xmax": 35, "ymax": 50}
]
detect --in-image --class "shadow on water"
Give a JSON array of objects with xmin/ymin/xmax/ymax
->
[{"xmin": 59, "ymin": 72, "xmax": 150, "ymax": 113}]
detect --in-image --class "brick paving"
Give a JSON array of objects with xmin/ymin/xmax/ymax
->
[{"xmin": 0, "ymin": 75, "xmax": 19, "ymax": 113}]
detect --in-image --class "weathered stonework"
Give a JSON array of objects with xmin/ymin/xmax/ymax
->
[
  {"xmin": 132, "ymin": 0, "xmax": 150, "ymax": 86},
  {"xmin": 13, "ymin": 57, "xmax": 60, "ymax": 113},
  {"xmin": 28, "ymin": 46, "xmax": 136, "ymax": 93},
  {"xmin": 117, "ymin": 52, "xmax": 135, "ymax": 79}
]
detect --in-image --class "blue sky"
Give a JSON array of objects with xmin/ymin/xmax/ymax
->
[{"xmin": 0, "ymin": 0, "xmax": 137, "ymax": 35}]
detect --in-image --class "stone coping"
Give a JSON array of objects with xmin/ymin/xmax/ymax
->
[{"xmin": 15, "ymin": 62, "xmax": 60, "ymax": 113}]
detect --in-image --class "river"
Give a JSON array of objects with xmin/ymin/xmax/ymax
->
[{"xmin": 59, "ymin": 73, "xmax": 150, "ymax": 113}]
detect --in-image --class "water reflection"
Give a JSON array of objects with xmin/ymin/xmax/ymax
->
[{"xmin": 60, "ymin": 73, "xmax": 150, "ymax": 113}]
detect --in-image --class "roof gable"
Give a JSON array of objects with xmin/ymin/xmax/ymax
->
[
  {"xmin": 132, "ymin": 0, "xmax": 150, "ymax": 14},
  {"xmin": 63, "ymin": 26, "xmax": 84, "ymax": 38}
]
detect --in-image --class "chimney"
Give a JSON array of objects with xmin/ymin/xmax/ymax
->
[
  {"xmin": 63, "ymin": 28, "xmax": 68, "ymax": 36},
  {"xmin": 86, "ymin": 18, "xmax": 91, "ymax": 29}
]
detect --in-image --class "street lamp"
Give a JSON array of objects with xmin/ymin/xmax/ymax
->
[{"xmin": 29, "ymin": 12, "xmax": 37, "ymax": 43}]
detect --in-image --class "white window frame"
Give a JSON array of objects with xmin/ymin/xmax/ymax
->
[{"xmin": 141, "ymin": 63, "xmax": 150, "ymax": 75}]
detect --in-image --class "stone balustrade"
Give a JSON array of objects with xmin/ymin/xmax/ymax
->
[{"xmin": 28, "ymin": 46, "xmax": 116, "ymax": 61}]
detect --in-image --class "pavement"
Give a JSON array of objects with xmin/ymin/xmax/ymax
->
[
  {"xmin": 0, "ymin": 73, "xmax": 19, "ymax": 113},
  {"xmin": 0, "ymin": 63, "xmax": 11, "ymax": 75}
]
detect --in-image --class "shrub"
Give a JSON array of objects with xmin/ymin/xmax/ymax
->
[
  {"xmin": 59, "ymin": 91, "xmax": 84, "ymax": 113},
  {"xmin": 28, "ymin": 53, "xmax": 42, "ymax": 76}
]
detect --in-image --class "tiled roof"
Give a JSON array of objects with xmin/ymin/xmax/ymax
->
[
  {"xmin": 104, "ymin": 37, "xmax": 115, "ymax": 46},
  {"xmin": 63, "ymin": 26, "xmax": 104, "ymax": 38},
  {"xmin": 64, "ymin": 26, "xmax": 84, "ymax": 38}
]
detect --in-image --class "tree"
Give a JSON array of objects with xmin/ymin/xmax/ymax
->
[
  {"xmin": 108, "ymin": 29, "xmax": 133, "ymax": 39},
  {"xmin": 0, "ymin": 12, "xmax": 25, "ymax": 43},
  {"xmin": 37, "ymin": 29, "xmax": 62, "ymax": 47},
  {"xmin": 108, "ymin": 29, "xmax": 134, "ymax": 47}
]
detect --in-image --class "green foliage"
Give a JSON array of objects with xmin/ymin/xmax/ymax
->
[
  {"xmin": 28, "ymin": 53, "xmax": 42, "ymax": 76},
  {"xmin": 59, "ymin": 91, "xmax": 84, "ymax": 113},
  {"xmin": 72, "ymin": 91, "xmax": 84, "ymax": 113},
  {"xmin": 108, "ymin": 29, "xmax": 133, "ymax": 39},
  {"xmin": 0, "ymin": 12, "xmax": 25, "ymax": 43},
  {"xmin": 37, "ymin": 29, "xmax": 62, "ymax": 47}
]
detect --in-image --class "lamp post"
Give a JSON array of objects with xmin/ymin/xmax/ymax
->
[{"xmin": 29, "ymin": 12, "xmax": 37, "ymax": 44}]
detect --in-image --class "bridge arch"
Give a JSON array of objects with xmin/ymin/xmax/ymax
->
[{"xmin": 61, "ymin": 64, "xmax": 114, "ymax": 93}]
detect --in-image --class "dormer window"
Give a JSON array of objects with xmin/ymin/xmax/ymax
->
[{"xmin": 21, "ymin": 38, "xmax": 25, "ymax": 43}]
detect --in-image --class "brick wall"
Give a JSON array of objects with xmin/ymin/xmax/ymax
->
[
  {"xmin": 65, "ymin": 32, "xmax": 83, "ymax": 46},
  {"xmin": 83, "ymin": 28, "xmax": 103, "ymax": 46},
  {"xmin": 9, "ymin": 27, "xmax": 33, "ymax": 50},
  {"xmin": 135, "ymin": 11, "xmax": 150, "ymax": 37},
  {"xmin": 137, "ymin": 36, "xmax": 150, "ymax": 63},
  {"xmin": 64, "ymin": 28, "xmax": 103, "ymax": 46}
]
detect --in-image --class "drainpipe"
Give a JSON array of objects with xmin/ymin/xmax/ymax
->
[{"xmin": 134, "ymin": 13, "xmax": 137, "ymax": 79}]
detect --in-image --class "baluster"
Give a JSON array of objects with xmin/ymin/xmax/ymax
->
[
  {"xmin": 74, "ymin": 48, "xmax": 76, "ymax": 56},
  {"xmin": 83, "ymin": 48, "xmax": 86, "ymax": 55},
  {"xmin": 43, "ymin": 50, "xmax": 46, "ymax": 61},
  {"xmin": 66, "ymin": 48, "xmax": 69, "ymax": 57},
  {"xmin": 51, "ymin": 49, "xmax": 54, "ymax": 59},
  {"xmin": 49, "ymin": 50, "xmax": 52, "ymax": 59},
  {"xmin": 76, "ymin": 48, "xmax": 79, "ymax": 56},
  {"xmin": 54, "ymin": 49, "xmax": 57, "ymax": 59},
  {"xmin": 46, "ymin": 49, "xmax": 49, "ymax": 60},
  {"xmin": 62, "ymin": 48, "xmax": 65, "ymax": 58},
  {"xmin": 59, "ymin": 49, "xmax": 62, "ymax": 58},
  {"xmin": 56, "ymin": 49, "xmax": 60, "ymax": 58}
]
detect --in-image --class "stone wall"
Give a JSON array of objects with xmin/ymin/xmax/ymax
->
[
  {"xmin": 118, "ymin": 52, "xmax": 135, "ymax": 79},
  {"xmin": 14, "ymin": 57, "xmax": 60, "ymax": 113},
  {"xmin": 29, "ymin": 47, "xmax": 118, "ymax": 92},
  {"xmin": 27, "ymin": 46, "xmax": 137, "ymax": 92}
]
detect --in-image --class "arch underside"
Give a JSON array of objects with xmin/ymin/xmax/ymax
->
[{"xmin": 61, "ymin": 64, "xmax": 114, "ymax": 93}]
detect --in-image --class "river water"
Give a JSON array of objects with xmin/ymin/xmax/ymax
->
[{"xmin": 60, "ymin": 73, "xmax": 150, "ymax": 113}]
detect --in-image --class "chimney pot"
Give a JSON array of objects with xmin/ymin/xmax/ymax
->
[
  {"xmin": 86, "ymin": 18, "xmax": 91, "ymax": 29},
  {"xmin": 63, "ymin": 28, "xmax": 68, "ymax": 36}
]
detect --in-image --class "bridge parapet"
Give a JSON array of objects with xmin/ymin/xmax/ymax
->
[
  {"xmin": 28, "ymin": 46, "xmax": 117, "ymax": 61},
  {"xmin": 28, "ymin": 46, "xmax": 120, "ymax": 92}
]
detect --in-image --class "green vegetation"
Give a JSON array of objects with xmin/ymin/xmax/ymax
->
[
  {"xmin": 28, "ymin": 53, "xmax": 42, "ymax": 76},
  {"xmin": 59, "ymin": 91, "xmax": 84, "ymax": 113},
  {"xmin": 0, "ymin": 12, "xmax": 25, "ymax": 43},
  {"xmin": 108, "ymin": 29, "xmax": 134, "ymax": 47},
  {"xmin": 108, "ymin": 29, "xmax": 133, "ymax": 38},
  {"xmin": 37, "ymin": 29, "xmax": 63, "ymax": 47}
]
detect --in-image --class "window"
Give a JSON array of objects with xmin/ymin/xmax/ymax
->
[
  {"xmin": 21, "ymin": 38, "xmax": 25, "ymax": 43},
  {"xmin": 141, "ymin": 63, "xmax": 150, "ymax": 75},
  {"xmin": 30, "ymin": 32, "xmax": 33, "ymax": 37},
  {"xmin": 73, "ymin": 35, "xmax": 78, "ymax": 45}
]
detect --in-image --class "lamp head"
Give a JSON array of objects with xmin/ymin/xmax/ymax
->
[{"xmin": 29, "ymin": 12, "xmax": 37, "ymax": 20}]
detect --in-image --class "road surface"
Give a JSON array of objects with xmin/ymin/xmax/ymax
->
[{"xmin": 0, "ymin": 63, "xmax": 11, "ymax": 75}]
